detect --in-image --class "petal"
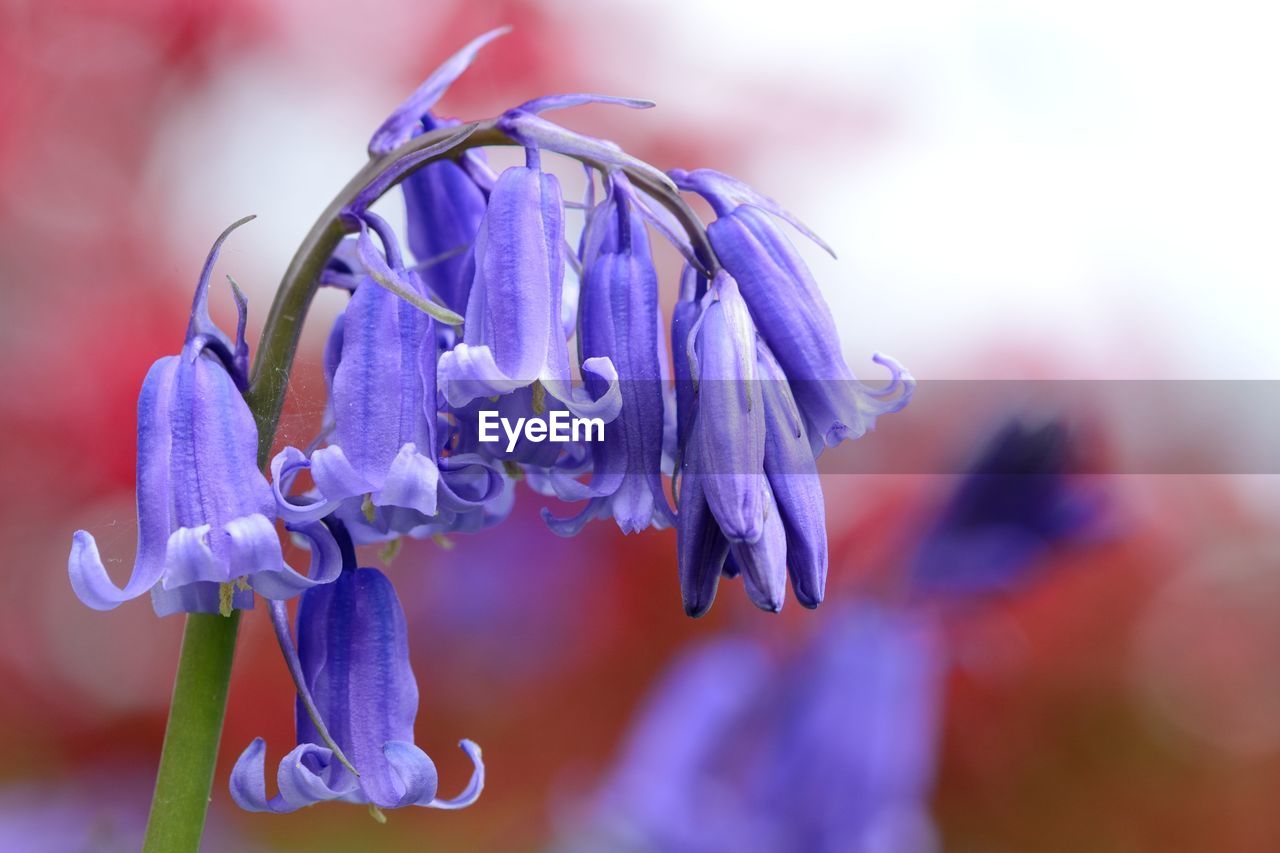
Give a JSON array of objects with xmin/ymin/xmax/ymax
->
[
  {"xmin": 381, "ymin": 741, "xmax": 439, "ymax": 808},
  {"xmin": 758, "ymin": 344, "xmax": 828, "ymax": 608},
  {"xmin": 671, "ymin": 266, "xmax": 704, "ymax": 459},
  {"xmin": 676, "ymin": 435, "xmax": 730, "ymax": 618},
  {"xmin": 694, "ymin": 275, "xmax": 767, "ymax": 542},
  {"xmin": 161, "ymin": 525, "xmax": 227, "ymax": 589},
  {"xmin": 373, "ymin": 443, "xmax": 439, "ymax": 517},
  {"xmin": 229, "ymin": 738, "xmax": 275, "ymax": 812},
  {"xmin": 276, "ymin": 743, "xmax": 354, "ymax": 811},
  {"xmin": 727, "ymin": 488, "xmax": 788, "ymax": 613},
  {"xmin": 441, "ymin": 166, "xmax": 561, "ymax": 406},
  {"xmin": 310, "ymin": 444, "xmax": 377, "ymax": 505},
  {"xmin": 172, "ymin": 353, "xmax": 275, "ymax": 530},
  {"xmin": 403, "ymin": 144, "xmax": 487, "ymax": 313},
  {"xmin": 248, "ymin": 520, "xmax": 343, "ymax": 600},
  {"xmin": 267, "ymin": 599, "xmax": 356, "ymax": 776},
  {"xmin": 425, "ymin": 740, "xmax": 485, "ymax": 809},
  {"xmin": 270, "ymin": 446, "xmax": 342, "ymax": 524},
  {"xmin": 541, "ymin": 498, "xmax": 607, "ymax": 537},
  {"xmin": 437, "ymin": 343, "xmax": 535, "ymax": 406},
  {"xmin": 436, "ymin": 454, "xmax": 508, "ymax": 511},
  {"xmin": 705, "ymin": 205, "xmax": 916, "ymax": 449},
  {"xmin": 68, "ymin": 531, "xmax": 146, "ymax": 612},
  {"xmin": 539, "ymin": 355, "xmax": 623, "ymax": 422},
  {"xmin": 368, "ymin": 27, "xmax": 510, "ymax": 155},
  {"xmin": 225, "ymin": 513, "xmax": 283, "ymax": 576},
  {"xmin": 68, "ymin": 357, "xmax": 181, "ymax": 611},
  {"xmin": 668, "ymin": 167, "xmax": 834, "ymax": 257},
  {"xmin": 578, "ymin": 244, "xmax": 674, "ymax": 528}
]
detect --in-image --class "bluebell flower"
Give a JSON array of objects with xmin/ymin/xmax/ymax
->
[
  {"xmin": 543, "ymin": 174, "xmax": 675, "ymax": 535},
  {"xmin": 676, "ymin": 273, "xmax": 805, "ymax": 615},
  {"xmin": 670, "ymin": 168, "xmax": 913, "ymax": 452},
  {"xmin": 909, "ymin": 418, "xmax": 1102, "ymax": 598},
  {"xmin": 230, "ymin": 532, "xmax": 483, "ymax": 814},
  {"xmin": 272, "ymin": 215, "xmax": 439, "ymax": 521},
  {"xmin": 68, "ymin": 219, "xmax": 342, "ymax": 616},
  {"xmin": 436, "ymin": 150, "xmax": 621, "ymax": 421},
  {"xmin": 571, "ymin": 602, "xmax": 942, "ymax": 852},
  {"xmin": 271, "ymin": 213, "xmax": 505, "ymax": 542}
]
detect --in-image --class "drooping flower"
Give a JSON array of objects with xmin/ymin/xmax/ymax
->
[
  {"xmin": 230, "ymin": 526, "xmax": 483, "ymax": 814},
  {"xmin": 271, "ymin": 213, "xmax": 506, "ymax": 543},
  {"xmin": 676, "ymin": 272, "xmax": 789, "ymax": 615},
  {"xmin": 671, "ymin": 168, "xmax": 913, "ymax": 452},
  {"xmin": 271, "ymin": 215, "xmax": 441, "ymax": 525},
  {"xmin": 436, "ymin": 149, "xmax": 621, "ymax": 421},
  {"xmin": 909, "ymin": 417, "xmax": 1103, "ymax": 598},
  {"xmin": 68, "ymin": 219, "xmax": 341, "ymax": 616},
  {"xmin": 543, "ymin": 174, "xmax": 675, "ymax": 535},
  {"xmin": 568, "ymin": 602, "xmax": 942, "ymax": 852}
]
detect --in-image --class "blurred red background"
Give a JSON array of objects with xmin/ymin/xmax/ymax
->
[{"xmin": 3, "ymin": 1, "xmax": 1280, "ymax": 850}]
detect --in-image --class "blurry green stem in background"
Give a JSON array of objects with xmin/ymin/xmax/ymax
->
[{"xmin": 139, "ymin": 119, "xmax": 712, "ymax": 851}]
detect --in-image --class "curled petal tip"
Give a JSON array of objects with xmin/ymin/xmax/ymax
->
[
  {"xmin": 382, "ymin": 741, "xmax": 440, "ymax": 808},
  {"xmin": 427, "ymin": 740, "xmax": 485, "ymax": 810},
  {"xmin": 229, "ymin": 738, "xmax": 273, "ymax": 813},
  {"xmin": 68, "ymin": 530, "xmax": 126, "ymax": 611}
]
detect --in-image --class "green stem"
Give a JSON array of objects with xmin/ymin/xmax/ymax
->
[
  {"xmin": 142, "ymin": 611, "xmax": 241, "ymax": 852},
  {"xmin": 143, "ymin": 115, "xmax": 713, "ymax": 851}
]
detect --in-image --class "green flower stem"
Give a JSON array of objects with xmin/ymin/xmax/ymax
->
[
  {"xmin": 142, "ymin": 611, "xmax": 241, "ymax": 852},
  {"xmin": 143, "ymin": 116, "xmax": 712, "ymax": 851}
]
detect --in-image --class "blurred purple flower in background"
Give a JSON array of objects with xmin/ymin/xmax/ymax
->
[
  {"xmin": 567, "ymin": 603, "xmax": 943, "ymax": 853},
  {"xmin": 909, "ymin": 417, "xmax": 1103, "ymax": 599}
]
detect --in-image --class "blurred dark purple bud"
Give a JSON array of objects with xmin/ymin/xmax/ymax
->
[{"xmin": 909, "ymin": 418, "xmax": 1103, "ymax": 598}]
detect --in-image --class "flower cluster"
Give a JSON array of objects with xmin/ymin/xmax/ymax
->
[{"xmin": 66, "ymin": 28, "xmax": 912, "ymax": 817}]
